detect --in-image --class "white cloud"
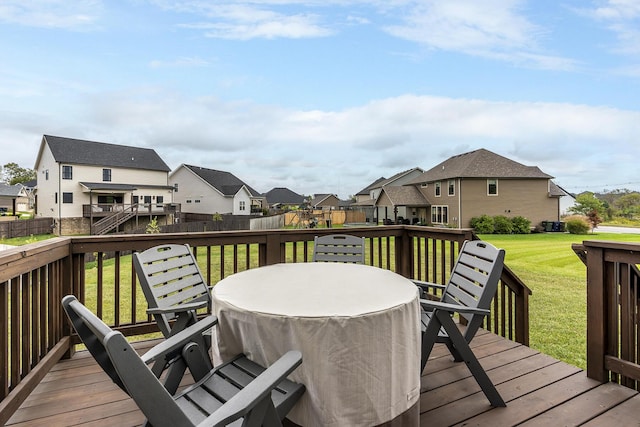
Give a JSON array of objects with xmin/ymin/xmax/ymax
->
[
  {"xmin": 0, "ymin": 0, "xmax": 102, "ymax": 30},
  {"xmin": 581, "ymin": 0, "xmax": 640, "ymax": 56},
  {"xmin": 160, "ymin": 2, "xmax": 334, "ymax": 39},
  {"xmin": 382, "ymin": 0, "xmax": 577, "ymax": 70},
  {"xmin": 4, "ymin": 90, "xmax": 633, "ymax": 197}
]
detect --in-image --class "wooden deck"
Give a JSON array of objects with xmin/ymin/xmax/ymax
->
[{"xmin": 7, "ymin": 330, "xmax": 640, "ymax": 427}]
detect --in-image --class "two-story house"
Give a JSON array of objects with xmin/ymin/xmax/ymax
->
[
  {"xmin": 34, "ymin": 135, "xmax": 174, "ymax": 235},
  {"xmin": 407, "ymin": 148, "xmax": 561, "ymax": 228},
  {"xmin": 169, "ymin": 164, "xmax": 265, "ymax": 215}
]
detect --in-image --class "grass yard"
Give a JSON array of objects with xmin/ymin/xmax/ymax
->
[{"xmin": 479, "ymin": 232, "xmax": 640, "ymax": 370}]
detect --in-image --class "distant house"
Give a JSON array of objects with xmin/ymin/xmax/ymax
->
[
  {"xmin": 0, "ymin": 183, "xmax": 29, "ymax": 214},
  {"xmin": 34, "ymin": 135, "xmax": 174, "ymax": 235},
  {"xmin": 170, "ymin": 164, "xmax": 266, "ymax": 215},
  {"xmin": 263, "ymin": 187, "xmax": 306, "ymax": 210},
  {"xmin": 308, "ymin": 194, "xmax": 342, "ymax": 210},
  {"xmin": 552, "ymin": 183, "xmax": 577, "ymax": 216},
  {"xmin": 352, "ymin": 167, "xmax": 425, "ymax": 223},
  {"xmin": 407, "ymin": 148, "xmax": 560, "ymax": 228}
]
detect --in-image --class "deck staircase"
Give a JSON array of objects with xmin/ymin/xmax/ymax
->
[{"xmin": 92, "ymin": 204, "xmax": 138, "ymax": 235}]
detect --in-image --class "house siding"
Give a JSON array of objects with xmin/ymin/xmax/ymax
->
[
  {"xmin": 170, "ymin": 167, "xmax": 233, "ymax": 215},
  {"xmin": 459, "ymin": 178, "xmax": 558, "ymax": 228}
]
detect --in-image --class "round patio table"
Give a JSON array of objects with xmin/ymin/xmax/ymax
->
[{"xmin": 212, "ymin": 262, "xmax": 421, "ymax": 427}]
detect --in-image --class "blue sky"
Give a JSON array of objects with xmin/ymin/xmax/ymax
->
[{"xmin": 1, "ymin": 0, "xmax": 639, "ymax": 198}]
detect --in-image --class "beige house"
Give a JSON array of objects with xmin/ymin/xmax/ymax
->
[
  {"xmin": 34, "ymin": 135, "xmax": 174, "ymax": 235},
  {"xmin": 407, "ymin": 148, "xmax": 561, "ymax": 228}
]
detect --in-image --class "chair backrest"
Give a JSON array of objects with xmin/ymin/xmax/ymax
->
[
  {"xmin": 133, "ymin": 244, "xmax": 210, "ymax": 337},
  {"xmin": 312, "ymin": 234, "xmax": 365, "ymax": 264},
  {"xmin": 441, "ymin": 240, "xmax": 505, "ymax": 338},
  {"xmin": 61, "ymin": 295, "xmax": 194, "ymax": 426}
]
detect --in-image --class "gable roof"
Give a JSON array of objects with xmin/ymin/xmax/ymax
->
[
  {"xmin": 378, "ymin": 185, "xmax": 430, "ymax": 206},
  {"xmin": 40, "ymin": 135, "xmax": 170, "ymax": 172},
  {"xmin": 356, "ymin": 167, "xmax": 425, "ymax": 196},
  {"xmin": 263, "ymin": 187, "xmax": 305, "ymax": 205},
  {"xmin": 308, "ymin": 194, "xmax": 340, "ymax": 207},
  {"xmin": 0, "ymin": 183, "xmax": 27, "ymax": 198},
  {"xmin": 356, "ymin": 177, "xmax": 386, "ymax": 196},
  {"xmin": 408, "ymin": 148, "xmax": 553, "ymax": 184},
  {"xmin": 181, "ymin": 164, "xmax": 261, "ymax": 197}
]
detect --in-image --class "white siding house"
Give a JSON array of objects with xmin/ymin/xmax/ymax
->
[
  {"xmin": 169, "ymin": 164, "xmax": 265, "ymax": 215},
  {"xmin": 34, "ymin": 135, "xmax": 173, "ymax": 235}
]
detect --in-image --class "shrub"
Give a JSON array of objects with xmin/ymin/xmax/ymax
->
[
  {"xmin": 510, "ymin": 216, "xmax": 531, "ymax": 234},
  {"xmin": 564, "ymin": 215, "xmax": 590, "ymax": 234},
  {"xmin": 493, "ymin": 215, "xmax": 514, "ymax": 234},
  {"xmin": 470, "ymin": 215, "xmax": 494, "ymax": 233}
]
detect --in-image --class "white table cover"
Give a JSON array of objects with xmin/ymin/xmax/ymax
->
[{"xmin": 212, "ymin": 263, "xmax": 421, "ymax": 427}]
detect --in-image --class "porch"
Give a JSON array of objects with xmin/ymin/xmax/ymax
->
[
  {"xmin": 1, "ymin": 227, "xmax": 639, "ymax": 425},
  {"xmin": 8, "ymin": 330, "xmax": 640, "ymax": 426}
]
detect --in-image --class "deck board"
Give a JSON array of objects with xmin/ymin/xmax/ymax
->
[{"xmin": 7, "ymin": 332, "xmax": 640, "ymax": 427}]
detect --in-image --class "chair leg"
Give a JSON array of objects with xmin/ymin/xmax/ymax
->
[
  {"xmin": 421, "ymin": 315, "xmax": 442, "ymax": 373},
  {"xmin": 436, "ymin": 311, "xmax": 506, "ymax": 407}
]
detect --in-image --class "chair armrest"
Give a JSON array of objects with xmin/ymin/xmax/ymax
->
[
  {"xmin": 419, "ymin": 299, "xmax": 490, "ymax": 316},
  {"xmin": 200, "ymin": 351, "xmax": 303, "ymax": 427},
  {"xmin": 146, "ymin": 300, "xmax": 208, "ymax": 315},
  {"xmin": 141, "ymin": 315, "xmax": 218, "ymax": 365},
  {"xmin": 412, "ymin": 279, "xmax": 445, "ymax": 291}
]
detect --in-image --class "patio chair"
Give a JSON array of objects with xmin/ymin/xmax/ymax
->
[
  {"xmin": 418, "ymin": 240, "xmax": 506, "ymax": 407},
  {"xmin": 312, "ymin": 234, "xmax": 365, "ymax": 264},
  {"xmin": 62, "ymin": 295, "xmax": 306, "ymax": 427},
  {"xmin": 133, "ymin": 244, "xmax": 211, "ymax": 340},
  {"xmin": 133, "ymin": 244, "xmax": 217, "ymax": 384}
]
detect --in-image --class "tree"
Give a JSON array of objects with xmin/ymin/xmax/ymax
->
[
  {"xmin": 569, "ymin": 192, "xmax": 606, "ymax": 218},
  {"xmin": 1, "ymin": 162, "xmax": 36, "ymax": 185},
  {"xmin": 613, "ymin": 193, "xmax": 640, "ymax": 218}
]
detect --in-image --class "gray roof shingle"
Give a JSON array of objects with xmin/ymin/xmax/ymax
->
[
  {"xmin": 408, "ymin": 148, "xmax": 553, "ymax": 184},
  {"xmin": 44, "ymin": 135, "xmax": 170, "ymax": 172},
  {"xmin": 263, "ymin": 187, "xmax": 305, "ymax": 204},
  {"xmin": 184, "ymin": 165, "xmax": 261, "ymax": 197}
]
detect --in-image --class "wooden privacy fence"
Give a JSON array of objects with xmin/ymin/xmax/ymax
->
[
  {"xmin": 573, "ymin": 240, "xmax": 640, "ymax": 390},
  {"xmin": 0, "ymin": 225, "xmax": 531, "ymax": 424},
  {"xmin": 0, "ymin": 218, "xmax": 54, "ymax": 239}
]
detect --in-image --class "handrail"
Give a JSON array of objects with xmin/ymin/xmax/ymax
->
[
  {"xmin": 0, "ymin": 226, "xmax": 531, "ymax": 423},
  {"xmin": 574, "ymin": 240, "xmax": 640, "ymax": 390}
]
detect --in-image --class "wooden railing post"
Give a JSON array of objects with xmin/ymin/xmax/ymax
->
[
  {"xmin": 395, "ymin": 228, "xmax": 412, "ymax": 278},
  {"xmin": 586, "ymin": 245, "xmax": 607, "ymax": 382},
  {"xmin": 264, "ymin": 233, "xmax": 282, "ymax": 266}
]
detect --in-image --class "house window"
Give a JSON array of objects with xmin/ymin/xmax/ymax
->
[
  {"xmin": 239, "ymin": 201, "xmax": 246, "ymax": 211},
  {"xmin": 431, "ymin": 205, "xmax": 448, "ymax": 224},
  {"xmin": 487, "ymin": 179, "xmax": 498, "ymax": 196},
  {"xmin": 102, "ymin": 169, "xmax": 112, "ymax": 182},
  {"xmin": 173, "ymin": 183, "xmax": 178, "ymax": 193},
  {"xmin": 133, "ymin": 196, "xmax": 139, "ymax": 204},
  {"xmin": 45, "ymin": 170, "xmax": 49, "ymax": 180},
  {"xmin": 186, "ymin": 199, "xmax": 192, "ymax": 203},
  {"xmin": 435, "ymin": 182, "xmax": 441, "ymax": 197},
  {"xmin": 144, "ymin": 196, "xmax": 151, "ymax": 204},
  {"xmin": 62, "ymin": 192, "xmax": 73, "ymax": 203},
  {"xmin": 194, "ymin": 199, "xmax": 200, "ymax": 203},
  {"xmin": 55, "ymin": 192, "xmax": 58, "ymax": 204},
  {"xmin": 62, "ymin": 165, "xmax": 72, "ymax": 180},
  {"xmin": 448, "ymin": 179, "xmax": 455, "ymax": 196}
]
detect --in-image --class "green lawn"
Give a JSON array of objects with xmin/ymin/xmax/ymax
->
[
  {"xmin": 6, "ymin": 230, "xmax": 640, "ymax": 370},
  {"xmin": 479, "ymin": 232, "xmax": 640, "ymax": 369}
]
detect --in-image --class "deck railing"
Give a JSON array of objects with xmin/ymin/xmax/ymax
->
[
  {"xmin": 573, "ymin": 240, "xmax": 640, "ymax": 390},
  {"xmin": 0, "ymin": 225, "xmax": 531, "ymax": 423}
]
